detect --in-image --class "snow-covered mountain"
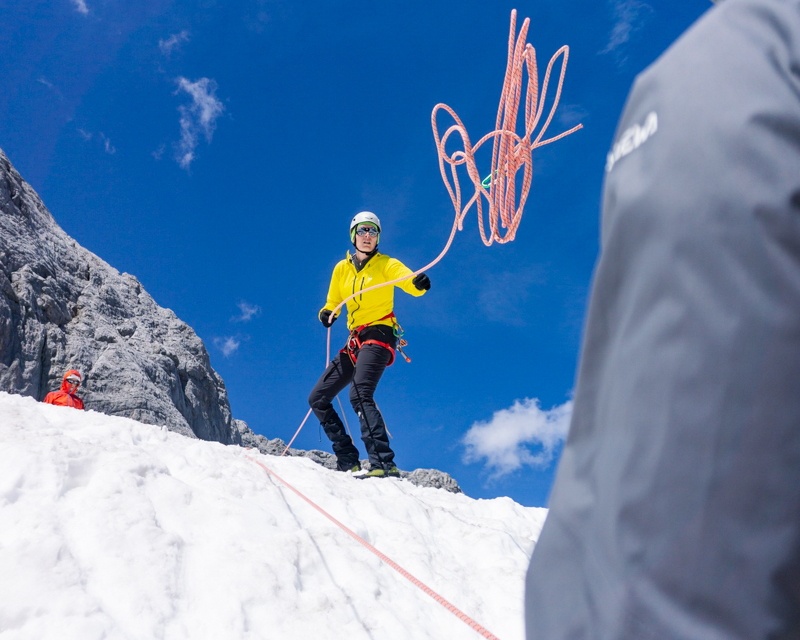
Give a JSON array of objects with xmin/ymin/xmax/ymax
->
[{"xmin": 0, "ymin": 392, "xmax": 546, "ymax": 640}]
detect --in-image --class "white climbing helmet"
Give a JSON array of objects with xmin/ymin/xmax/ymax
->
[{"xmin": 349, "ymin": 211, "xmax": 382, "ymax": 242}]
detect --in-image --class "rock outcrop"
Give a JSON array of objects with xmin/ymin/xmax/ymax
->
[{"xmin": 236, "ymin": 422, "xmax": 463, "ymax": 494}]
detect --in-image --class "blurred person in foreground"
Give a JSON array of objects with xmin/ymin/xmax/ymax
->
[
  {"xmin": 42, "ymin": 369, "xmax": 85, "ymax": 410},
  {"xmin": 526, "ymin": 0, "xmax": 800, "ymax": 638}
]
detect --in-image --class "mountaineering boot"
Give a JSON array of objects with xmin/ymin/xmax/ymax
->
[{"xmin": 359, "ymin": 465, "xmax": 400, "ymax": 479}]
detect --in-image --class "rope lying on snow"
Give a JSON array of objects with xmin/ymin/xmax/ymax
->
[{"xmin": 247, "ymin": 455, "xmax": 501, "ymax": 640}]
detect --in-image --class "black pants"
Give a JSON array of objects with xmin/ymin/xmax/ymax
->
[{"xmin": 308, "ymin": 340, "xmax": 394, "ymax": 471}]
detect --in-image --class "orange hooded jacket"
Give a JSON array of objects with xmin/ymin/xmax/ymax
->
[{"xmin": 42, "ymin": 369, "xmax": 85, "ymax": 410}]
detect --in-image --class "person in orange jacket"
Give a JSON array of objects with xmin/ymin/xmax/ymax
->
[{"xmin": 42, "ymin": 369, "xmax": 85, "ymax": 410}]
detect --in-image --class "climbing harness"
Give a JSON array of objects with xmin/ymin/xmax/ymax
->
[
  {"xmin": 342, "ymin": 312, "xmax": 404, "ymax": 368},
  {"xmin": 343, "ymin": 333, "xmax": 396, "ymax": 367},
  {"xmin": 342, "ymin": 312, "xmax": 410, "ymax": 367}
]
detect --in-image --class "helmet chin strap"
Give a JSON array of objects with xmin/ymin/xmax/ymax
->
[{"xmin": 353, "ymin": 241, "xmax": 379, "ymax": 257}]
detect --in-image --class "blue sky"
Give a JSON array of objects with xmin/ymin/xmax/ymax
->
[{"xmin": 0, "ymin": 0, "xmax": 709, "ymax": 507}]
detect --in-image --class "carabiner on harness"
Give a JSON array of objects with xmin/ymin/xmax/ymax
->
[{"xmin": 393, "ymin": 322, "xmax": 411, "ymax": 364}]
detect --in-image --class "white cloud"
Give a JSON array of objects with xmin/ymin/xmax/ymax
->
[
  {"xmin": 159, "ymin": 31, "xmax": 190, "ymax": 57},
  {"xmin": 100, "ymin": 133, "xmax": 116, "ymax": 155},
  {"xmin": 558, "ymin": 104, "xmax": 589, "ymax": 129},
  {"xmin": 462, "ymin": 398, "xmax": 573, "ymax": 478},
  {"xmin": 174, "ymin": 77, "xmax": 225, "ymax": 170},
  {"xmin": 71, "ymin": 0, "xmax": 89, "ymax": 15},
  {"xmin": 214, "ymin": 336, "xmax": 241, "ymax": 358},
  {"xmin": 77, "ymin": 129, "xmax": 115, "ymax": 154},
  {"xmin": 38, "ymin": 77, "xmax": 65, "ymax": 101},
  {"xmin": 601, "ymin": 0, "xmax": 653, "ymax": 58},
  {"xmin": 233, "ymin": 301, "xmax": 261, "ymax": 323}
]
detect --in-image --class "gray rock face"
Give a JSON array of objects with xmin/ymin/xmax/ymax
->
[
  {"xmin": 404, "ymin": 468, "xmax": 463, "ymax": 494},
  {"xmin": 0, "ymin": 147, "xmax": 239, "ymax": 443}
]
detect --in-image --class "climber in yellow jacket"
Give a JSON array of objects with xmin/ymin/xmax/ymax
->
[{"xmin": 308, "ymin": 211, "xmax": 430, "ymax": 478}]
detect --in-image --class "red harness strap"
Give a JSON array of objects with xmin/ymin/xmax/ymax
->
[
  {"xmin": 355, "ymin": 338, "xmax": 396, "ymax": 366},
  {"xmin": 342, "ymin": 313, "xmax": 397, "ymax": 367},
  {"xmin": 351, "ymin": 312, "xmax": 396, "ymax": 334}
]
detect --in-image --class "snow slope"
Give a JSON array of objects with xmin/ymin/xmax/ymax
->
[{"xmin": 0, "ymin": 392, "xmax": 546, "ymax": 640}]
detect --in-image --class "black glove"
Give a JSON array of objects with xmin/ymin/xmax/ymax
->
[
  {"xmin": 412, "ymin": 273, "xmax": 431, "ymax": 291},
  {"xmin": 319, "ymin": 309, "xmax": 337, "ymax": 328}
]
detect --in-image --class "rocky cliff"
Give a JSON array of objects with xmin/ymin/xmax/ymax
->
[{"xmin": 0, "ymin": 148, "xmax": 238, "ymax": 442}]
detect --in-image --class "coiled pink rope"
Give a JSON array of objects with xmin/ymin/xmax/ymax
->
[
  {"xmin": 248, "ymin": 455, "xmax": 500, "ymax": 639},
  {"xmin": 283, "ymin": 9, "xmax": 581, "ymax": 454},
  {"xmin": 432, "ymin": 9, "xmax": 582, "ymax": 246}
]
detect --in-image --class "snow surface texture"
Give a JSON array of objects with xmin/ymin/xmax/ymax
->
[{"xmin": 0, "ymin": 392, "xmax": 546, "ymax": 639}]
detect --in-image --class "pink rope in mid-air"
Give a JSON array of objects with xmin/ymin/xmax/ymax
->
[
  {"xmin": 432, "ymin": 9, "xmax": 583, "ymax": 246},
  {"xmin": 284, "ymin": 8, "xmax": 582, "ymax": 454}
]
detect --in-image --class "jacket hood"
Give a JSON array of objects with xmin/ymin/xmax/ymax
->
[{"xmin": 60, "ymin": 369, "xmax": 82, "ymax": 394}]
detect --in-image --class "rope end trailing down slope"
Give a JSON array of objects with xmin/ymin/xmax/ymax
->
[
  {"xmin": 432, "ymin": 8, "xmax": 583, "ymax": 246},
  {"xmin": 248, "ymin": 455, "xmax": 502, "ymax": 640}
]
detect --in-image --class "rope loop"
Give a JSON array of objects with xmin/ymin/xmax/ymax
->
[{"xmin": 431, "ymin": 9, "xmax": 583, "ymax": 247}]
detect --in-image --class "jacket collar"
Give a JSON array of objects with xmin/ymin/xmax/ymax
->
[{"xmin": 347, "ymin": 250, "xmax": 380, "ymax": 273}]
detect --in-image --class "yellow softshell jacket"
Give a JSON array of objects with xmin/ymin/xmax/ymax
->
[{"xmin": 321, "ymin": 252, "xmax": 425, "ymax": 331}]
